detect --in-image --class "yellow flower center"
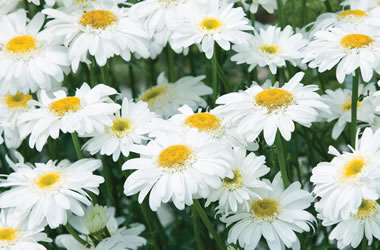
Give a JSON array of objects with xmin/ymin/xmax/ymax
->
[
  {"xmin": 342, "ymin": 99, "xmax": 361, "ymax": 111},
  {"xmin": 255, "ymin": 89, "xmax": 294, "ymax": 112},
  {"xmin": 260, "ymin": 45, "xmax": 279, "ymax": 54},
  {"xmin": 356, "ymin": 199, "xmax": 378, "ymax": 219},
  {"xmin": 35, "ymin": 172, "xmax": 61, "ymax": 189},
  {"xmin": 139, "ymin": 86, "xmax": 167, "ymax": 105},
  {"xmin": 158, "ymin": 145, "xmax": 192, "ymax": 169},
  {"xmin": 343, "ymin": 157, "xmax": 366, "ymax": 179},
  {"xmin": 223, "ymin": 169, "xmax": 243, "ymax": 189},
  {"xmin": 80, "ymin": 10, "xmax": 118, "ymax": 29},
  {"xmin": 0, "ymin": 228, "xmax": 17, "ymax": 242},
  {"xmin": 200, "ymin": 18, "xmax": 222, "ymax": 31},
  {"xmin": 184, "ymin": 113, "xmax": 221, "ymax": 132},
  {"xmin": 49, "ymin": 97, "xmax": 81, "ymax": 117},
  {"xmin": 340, "ymin": 34, "xmax": 374, "ymax": 49},
  {"xmin": 4, "ymin": 92, "xmax": 32, "ymax": 109},
  {"xmin": 5, "ymin": 35, "xmax": 36, "ymax": 54},
  {"xmin": 111, "ymin": 118, "xmax": 131, "ymax": 137},
  {"xmin": 337, "ymin": 10, "xmax": 368, "ymax": 20},
  {"xmin": 251, "ymin": 198, "xmax": 279, "ymax": 219}
]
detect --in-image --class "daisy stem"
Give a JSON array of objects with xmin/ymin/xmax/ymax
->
[
  {"xmin": 167, "ymin": 46, "xmax": 176, "ymax": 82},
  {"xmin": 301, "ymin": 0, "xmax": 307, "ymax": 26},
  {"xmin": 250, "ymin": 12, "xmax": 255, "ymax": 27},
  {"xmin": 362, "ymin": 237, "xmax": 367, "ymax": 250},
  {"xmin": 65, "ymin": 223, "xmax": 87, "ymax": 246},
  {"xmin": 88, "ymin": 58, "xmax": 97, "ymax": 88},
  {"xmin": 193, "ymin": 199, "xmax": 226, "ymax": 250},
  {"xmin": 275, "ymin": 132, "xmax": 290, "ymax": 188},
  {"xmin": 100, "ymin": 65, "xmax": 109, "ymax": 85},
  {"xmin": 129, "ymin": 64, "xmax": 138, "ymax": 99},
  {"xmin": 324, "ymin": 0, "xmax": 333, "ymax": 12},
  {"xmin": 140, "ymin": 201, "xmax": 161, "ymax": 250},
  {"xmin": 192, "ymin": 205, "xmax": 205, "ymax": 250},
  {"xmin": 351, "ymin": 70, "xmax": 360, "ymax": 148},
  {"xmin": 71, "ymin": 132, "xmax": 84, "ymax": 160},
  {"xmin": 101, "ymin": 156, "xmax": 118, "ymax": 212},
  {"xmin": 211, "ymin": 48, "xmax": 218, "ymax": 103},
  {"xmin": 276, "ymin": 0, "xmax": 285, "ymax": 29}
]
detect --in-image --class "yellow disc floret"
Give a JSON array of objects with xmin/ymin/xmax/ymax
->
[
  {"xmin": 200, "ymin": 18, "xmax": 222, "ymax": 31},
  {"xmin": 49, "ymin": 97, "xmax": 81, "ymax": 117},
  {"xmin": 255, "ymin": 89, "xmax": 294, "ymax": 112},
  {"xmin": 260, "ymin": 45, "xmax": 279, "ymax": 54},
  {"xmin": 337, "ymin": 10, "xmax": 368, "ymax": 20},
  {"xmin": 158, "ymin": 145, "xmax": 192, "ymax": 169},
  {"xmin": 111, "ymin": 118, "xmax": 131, "ymax": 137},
  {"xmin": 4, "ymin": 92, "xmax": 32, "ymax": 109},
  {"xmin": 5, "ymin": 35, "xmax": 36, "ymax": 54},
  {"xmin": 139, "ymin": 86, "xmax": 167, "ymax": 105},
  {"xmin": 356, "ymin": 199, "xmax": 378, "ymax": 220},
  {"xmin": 80, "ymin": 10, "xmax": 118, "ymax": 29},
  {"xmin": 251, "ymin": 198, "xmax": 279, "ymax": 220},
  {"xmin": 223, "ymin": 169, "xmax": 243, "ymax": 189},
  {"xmin": 340, "ymin": 34, "xmax": 374, "ymax": 49},
  {"xmin": 184, "ymin": 113, "xmax": 221, "ymax": 132},
  {"xmin": 342, "ymin": 157, "xmax": 366, "ymax": 179},
  {"xmin": 342, "ymin": 99, "xmax": 361, "ymax": 111},
  {"xmin": 0, "ymin": 228, "xmax": 17, "ymax": 242},
  {"xmin": 36, "ymin": 172, "xmax": 61, "ymax": 189}
]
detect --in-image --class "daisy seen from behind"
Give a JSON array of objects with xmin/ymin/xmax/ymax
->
[
  {"xmin": 123, "ymin": 129, "xmax": 234, "ymax": 211},
  {"xmin": 231, "ymin": 25, "xmax": 308, "ymax": 74},
  {"xmin": 83, "ymin": 97, "xmax": 156, "ymax": 162},
  {"xmin": 0, "ymin": 158, "xmax": 104, "ymax": 229},
  {"xmin": 311, "ymin": 128, "xmax": 380, "ymax": 221},
  {"xmin": 171, "ymin": 0, "xmax": 253, "ymax": 59},
  {"xmin": 223, "ymin": 172, "xmax": 315, "ymax": 250},
  {"xmin": 215, "ymin": 73, "xmax": 329, "ymax": 145},
  {"xmin": 18, "ymin": 83, "xmax": 120, "ymax": 152},
  {"xmin": 0, "ymin": 10, "xmax": 69, "ymax": 94}
]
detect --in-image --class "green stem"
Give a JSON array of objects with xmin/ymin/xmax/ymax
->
[
  {"xmin": 351, "ymin": 70, "xmax": 360, "ymax": 148},
  {"xmin": 301, "ymin": 0, "xmax": 307, "ymax": 26},
  {"xmin": 216, "ymin": 61, "xmax": 231, "ymax": 93},
  {"xmin": 362, "ymin": 237, "xmax": 367, "ymax": 250},
  {"xmin": 71, "ymin": 132, "xmax": 83, "ymax": 160},
  {"xmin": 276, "ymin": 0, "xmax": 285, "ymax": 28},
  {"xmin": 167, "ymin": 46, "xmax": 176, "ymax": 82},
  {"xmin": 324, "ymin": 0, "xmax": 333, "ymax": 12},
  {"xmin": 290, "ymin": 0, "xmax": 296, "ymax": 30},
  {"xmin": 100, "ymin": 65, "xmax": 108, "ymax": 85},
  {"xmin": 193, "ymin": 200, "xmax": 226, "ymax": 250},
  {"xmin": 275, "ymin": 132, "xmax": 290, "ymax": 188},
  {"xmin": 250, "ymin": 12, "xmax": 255, "ymax": 28},
  {"xmin": 211, "ymin": 48, "xmax": 218, "ymax": 103},
  {"xmin": 101, "ymin": 157, "xmax": 118, "ymax": 211},
  {"xmin": 140, "ymin": 201, "xmax": 160, "ymax": 250},
  {"xmin": 88, "ymin": 58, "xmax": 97, "ymax": 87},
  {"xmin": 65, "ymin": 224, "xmax": 87, "ymax": 246},
  {"xmin": 128, "ymin": 64, "xmax": 137, "ymax": 99},
  {"xmin": 192, "ymin": 205, "xmax": 204, "ymax": 250}
]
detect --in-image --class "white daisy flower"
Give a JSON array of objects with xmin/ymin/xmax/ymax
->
[
  {"xmin": 303, "ymin": 27, "xmax": 380, "ymax": 83},
  {"xmin": 311, "ymin": 127, "xmax": 380, "ymax": 221},
  {"xmin": 319, "ymin": 84, "xmax": 377, "ymax": 139},
  {"xmin": 18, "ymin": 83, "xmax": 120, "ymax": 152},
  {"xmin": 43, "ymin": 3, "xmax": 150, "ymax": 72},
  {"xmin": 138, "ymin": 73, "xmax": 212, "ymax": 119},
  {"xmin": 56, "ymin": 204, "xmax": 147, "ymax": 250},
  {"xmin": 123, "ymin": 129, "xmax": 234, "ymax": 211},
  {"xmin": 83, "ymin": 97, "xmax": 156, "ymax": 162},
  {"xmin": 0, "ymin": 0, "xmax": 20, "ymax": 15},
  {"xmin": 170, "ymin": 0, "xmax": 253, "ymax": 59},
  {"xmin": 0, "ymin": 158, "xmax": 104, "ymax": 229},
  {"xmin": 231, "ymin": 25, "xmax": 308, "ymax": 74},
  {"xmin": 205, "ymin": 147, "xmax": 271, "ymax": 215},
  {"xmin": 318, "ymin": 199, "xmax": 380, "ymax": 249},
  {"xmin": 215, "ymin": 73, "xmax": 329, "ymax": 145},
  {"xmin": 0, "ymin": 10, "xmax": 69, "ymax": 94},
  {"xmin": 341, "ymin": 0, "xmax": 380, "ymax": 11},
  {"xmin": 239, "ymin": 0, "xmax": 277, "ymax": 14},
  {"xmin": 0, "ymin": 92, "xmax": 34, "ymax": 148},
  {"xmin": 223, "ymin": 173, "xmax": 315, "ymax": 250},
  {"xmin": 57, "ymin": 0, "xmax": 123, "ymax": 11},
  {"xmin": 0, "ymin": 209, "xmax": 51, "ymax": 249}
]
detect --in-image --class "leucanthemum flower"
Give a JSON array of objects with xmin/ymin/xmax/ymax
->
[
  {"xmin": 319, "ymin": 84, "xmax": 377, "ymax": 139},
  {"xmin": 170, "ymin": 0, "xmax": 253, "ymax": 59},
  {"xmin": 138, "ymin": 73, "xmax": 212, "ymax": 118},
  {"xmin": 215, "ymin": 73, "xmax": 329, "ymax": 145},
  {"xmin": 205, "ymin": 147, "xmax": 271, "ymax": 214},
  {"xmin": 0, "ymin": 10, "xmax": 69, "ymax": 94},
  {"xmin": 0, "ymin": 158, "xmax": 104, "ymax": 229},
  {"xmin": 231, "ymin": 25, "xmax": 308, "ymax": 74},
  {"xmin": 223, "ymin": 173, "xmax": 315, "ymax": 250},
  {"xmin": 123, "ymin": 129, "xmax": 234, "ymax": 211},
  {"xmin": 83, "ymin": 97, "xmax": 156, "ymax": 161},
  {"xmin": 0, "ymin": 0, "xmax": 20, "ymax": 14},
  {"xmin": 318, "ymin": 199, "xmax": 380, "ymax": 249},
  {"xmin": 18, "ymin": 83, "xmax": 120, "ymax": 152},
  {"xmin": 311, "ymin": 128, "xmax": 380, "ymax": 221},
  {"xmin": 0, "ymin": 92, "xmax": 34, "ymax": 148},
  {"xmin": 43, "ymin": 3, "xmax": 150, "ymax": 72},
  {"xmin": 0, "ymin": 209, "xmax": 51, "ymax": 249},
  {"xmin": 56, "ymin": 205, "xmax": 147, "ymax": 250},
  {"xmin": 57, "ymin": 0, "xmax": 123, "ymax": 11},
  {"xmin": 303, "ymin": 27, "xmax": 380, "ymax": 83},
  {"xmin": 341, "ymin": 0, "xmax": 380, "ymax": 11},
  {"xmin": 239, "ymin": 0, "xmax": 277, "ymax": 14}
]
